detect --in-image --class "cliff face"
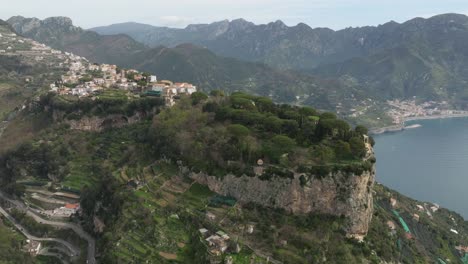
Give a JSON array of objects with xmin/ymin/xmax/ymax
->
[
  {"xmin": 52, "ymin": 110, "xmax": 150, "ymax": 132},
  {"xmin": 65, "ymin": 114, "xmax": 142, "ymax": 132},
  {"xmin": 191, "ymin": 168, "xmax": 374, "ymax": 239}
]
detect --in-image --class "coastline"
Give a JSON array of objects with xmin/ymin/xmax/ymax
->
[{"xmin": 370, "ymin": 113, "xmax": 468, "ymax": 135}]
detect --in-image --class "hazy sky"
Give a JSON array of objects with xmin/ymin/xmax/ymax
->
[{"xmin": 2, "ymin": 0, "xmax": 468, "ymax": 29}]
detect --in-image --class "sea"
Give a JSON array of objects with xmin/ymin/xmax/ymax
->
[{"xmin": 374, "ymin": 117, "xmax": 468, "ymax": 219}]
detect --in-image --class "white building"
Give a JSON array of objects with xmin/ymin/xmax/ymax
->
[
  {"xmin": 52, "ymin": 203, "xmax": 80, "ymax": 217},
  {"xmin": 24, "ymin": 240, "xmax": 41, "ymax": 256}
]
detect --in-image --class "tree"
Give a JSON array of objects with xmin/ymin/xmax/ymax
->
[
  {"xmin": 227, "ymin": 124, "xmax": 250, "ymax": 139},
  {"xmin": 210, "ymin": 89, "xmax": 225, "ymax": 97},
  {"xmin": 261, "ymin": 135, "xmax": 296, "ymax": 163},
  {"xmin": 320, "ymin": 112, "xmax": 337, "ymax": 120},
  {"xmin": 312, "ymin": 144, "xmax": 335, "ymax": 163},
  {"xmin": 202, "ymin": 101, "xmax": 219, "ymax": 112},
  {"xmin": 349, "ymin": 137, "xmax": 366, "ymax": 158},
  {"xmin": 355, "ymin": 125, "xmax": 368, "ymax": 136},
  {"xmin": 231, "ymin": 97, "xmax": 256, "ymax": 110},
  {"xmin": 137, "ymin": 80, "xmax": 147, "ymax": 87},
  {"xmin": 299, "ymin": 107, "xmax": 317, "ymax": 117},
  {"xmin": 263, "ymin": 116, "xmax": 283, "ymax": 133},
  {"xmin": 316, "ymin": 118, "xmax": 350, "ymax": 140},
  {"xmin": 281, "ymin": 119, "xmax": 299, "ymax": 138},
  {"xmin": 297, "ymin": 120, "xmax": 317, "ymax": 146},
  {"xmin": 298, "ymin": 107, "xmax": 318, "ymax": 126},
  {"xmin": 255, "ymin": 97, "xmax": 275, "ymax": 113},
  {"xmin": 334, "ymin": 140, "xmax": 352, "ymax": 160},
  {"xmin": 190, "ymin": 92, "xmax": 208, "ymax": 105},
  {"xmin": 270, "ymin": 135, "xmax": 296, "ymax": 160},
  {"xmin": 227, "ymin": 124, "xmax": 250, "ymax": 161}
]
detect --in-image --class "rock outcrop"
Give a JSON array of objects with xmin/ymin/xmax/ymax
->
[
  {"xmin": 191, "ymin": 167, "xmax": 375, "ymax": 239},
  {"xmin": 190, "ymin": 141, "xmax": 376, "ymax": 239},
  {"xmin": 65, "ymin": 114, "xmax": 141, "ymax": 132},
  {"xmin": 52, "ymin": 110, "xmax": 150, "ymax": 132}
]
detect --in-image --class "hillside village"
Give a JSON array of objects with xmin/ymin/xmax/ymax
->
[
  {"xmin": 0, "ymin": 28, "xmax": 84, "ymax": 68},
  {"xmin": 51, "ymin": 60, "xmax": 197, "ymax": 106},
  {"xmin": 1, "ymin": 26, "xmax": 197, "ymax": 108}
]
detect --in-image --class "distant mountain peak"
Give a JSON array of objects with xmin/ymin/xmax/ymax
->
[
  {"xmin": 427, "ymin": 13, "xmax": 468, "ymax": 26},
  {"xmin": 42, "ymin": 16, "xmax": 74, "ymax": 27},
  {"xmin": 293, "ymin": 22, "xmax": 312, "ymax": 32},
  {"xmin": 8, "ymin": 15, "xmax": 78, "ymax": 35},
  {"xmin": 229, "ymin": 18, "xmax": 255, "ymax": 30},
  {"xmin": 185, "ymin": 19, "xmax": 228, "ymax": 31},
  {"xmin": 231, "ymin": 18, "xmax": 248, "ymax": 23},
  {"xmin": 274, "ymin": 19, "xmax": 286, "ymax": 25},
  {"xmin": 272, "ymin": 20, "xmax": 287, "ymax": 28}
]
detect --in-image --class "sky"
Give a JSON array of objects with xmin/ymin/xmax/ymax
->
[{"xmin": 2, "ymin": 0, "xmax": 468, "ymax": 29}]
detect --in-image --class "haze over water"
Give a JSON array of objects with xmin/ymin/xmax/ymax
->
[{"xmin": 374, "ymin": 117, "xmax": 468, "ymax": 219}]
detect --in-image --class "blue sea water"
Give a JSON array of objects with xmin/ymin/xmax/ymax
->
[{"xmin": 374, "ymin": 117, "xmax": 468, "ymax": 219}]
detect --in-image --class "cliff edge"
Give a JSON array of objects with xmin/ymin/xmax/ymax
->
[{"xmin": 190, "ymin": 136, "xmax": 376, "ymax": 240}]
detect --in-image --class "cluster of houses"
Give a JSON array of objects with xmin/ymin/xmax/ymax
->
[
  {"xmin": 386, "ymin": 100, "xmax": 468, "ymax": 125},
  {"xmin": 0, "ymin": 31, "xmax": 86, "ymax": 69},
  {"xmin": 1, "ymin": 28, "xmax": 198, "ymax": 107},
  {"xmin": 147, "ymin": 81, "xmax": 197, "ymax": 106},
  {"xmin": 50, "ymin": 60, "xmax": 198, "ymax": 106}
]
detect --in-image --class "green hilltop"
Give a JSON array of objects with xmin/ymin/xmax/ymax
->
[{"xmin": 0, "ymin": 90, "xmax": 465, "ymax": 263}]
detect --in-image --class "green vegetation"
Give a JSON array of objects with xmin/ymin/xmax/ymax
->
[
  {"xmin": 41, "ymin": 90, "xmax": 164, "ymax": 120},
  {"xmin": 369, "ymin": 184, "xmax": 468, "ymax": 264},
  {"xmin": 151, "ymin": 92, "xmax": 371, "ymax": 179},
  {"xmin": 10, "ymin": 209, "xmax": 55, "ymax": 237},
  {"xmin": 0, "ymin": 86, "xmax": 467, "ymax": 263},
  {"xmin": 0, "ymin": 219, "xmax": 34, "ymax": 263}
]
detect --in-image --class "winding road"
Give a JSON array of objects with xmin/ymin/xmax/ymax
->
[
  {"xmin": 0, "ymin": 191, "xmax": 96, "ymax": 264},
  {"xmin": 0, "ymin": 206, "xmax": 79, "ymax": 256}
]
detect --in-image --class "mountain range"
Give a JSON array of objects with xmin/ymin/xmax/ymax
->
[
  {"xmin": 0, "ymin": 19, "xmax": 70, "ymax": 118},
  {"xmin": 7, "ymin": 16, "xmax": 377, "ymax": 117},
  {"xmin": 9, "ymin": 14, "xmax": 468, "ymax": 126},
  {"xmin": 90, "ymin": 14, "xmax": 468, "ymax": 106},
  {"xmin": 89, "ymin": 14, "xmax": 468, "ymax": 70},
  {"xmin": 7, "ymin": 16, "xmax": 146, "ymax": 65}
]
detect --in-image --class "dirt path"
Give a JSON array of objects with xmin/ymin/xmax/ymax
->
[{"xmin": 159, "ymin": 251, "xmax": 178, "ymax": 260}]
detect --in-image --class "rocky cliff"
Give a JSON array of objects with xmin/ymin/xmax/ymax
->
[
  {"xmin": 52, "ymin": 110, "xmax": 151, "ymax": 132},
  {"xmin": 65, "ymin": 114, "xmax": 142, "ymax": 132},
  {"xmin": 191, "ymin": 165, "xmax": 375, "ymax": 239},
  {"xmin": 189, "ymin": 139, "xmax": 376, "ymax": 240}
]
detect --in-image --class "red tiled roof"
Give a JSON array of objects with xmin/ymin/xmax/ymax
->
[{"xmin": 65, "ymin": 203, "xmax": 79, "ymax": 209}]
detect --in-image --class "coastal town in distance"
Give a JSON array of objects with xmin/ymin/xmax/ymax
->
[{"xmin": 370, "ymin": 99, "xmax": 468, "ymax": 134}]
